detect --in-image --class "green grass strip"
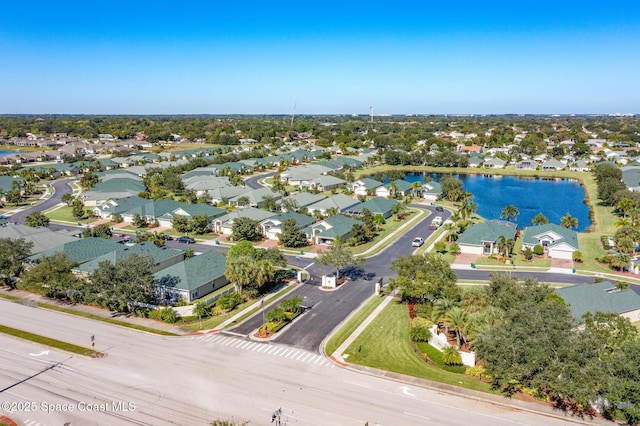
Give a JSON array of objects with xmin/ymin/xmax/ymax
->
[
  {"xmin": 0, "ymin": 324, "xmax": 96, "ymax": 357},
  {"xmin": 324, "ymin": 295, "xmax": 386, "ymax": 355},
  {"xmin": 37, "ymin": 303, "xmax": 178, "ymax": 336}
]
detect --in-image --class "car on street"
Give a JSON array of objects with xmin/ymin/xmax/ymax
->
[
  {"xmin": 176, "ymin": 236, "xmax": 195, "ymax": 244},
  {"xmin": 412, "ymin": 237, "xmax": 424, "ymax": 247},
  {"xmin": 162, "ymin": 234, "xmax": 174, "ymax": 240},
  {"xmin": 435, "ymin": 206, "xmax": 444, "ymax": 212}
]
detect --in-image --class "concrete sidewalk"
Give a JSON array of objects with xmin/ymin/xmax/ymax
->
[{"xmin": 330, "ymin": 294, "xmax": 394, "ymax": 365}]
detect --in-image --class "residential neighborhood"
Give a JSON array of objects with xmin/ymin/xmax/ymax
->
[{"xmin": 2, "ymin": 114, "xmax": 640, "ymax": 426}]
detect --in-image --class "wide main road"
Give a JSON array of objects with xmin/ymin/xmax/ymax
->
[{"xmin": 0, "ymin": 300, "xmax": 604, "ymax": 426}]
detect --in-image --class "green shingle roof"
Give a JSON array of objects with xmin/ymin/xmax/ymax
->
[
  {"xmin": 154, "ymin": 250, "xmax": 227, "ymax": 292},
  {"xmin": 457, "ymin": 221, "xmax": 517, "ymax": 246},
  {"xmin": 76, "ymin": 242, "xmax": 184, "ymax": 274},
  {"xmin": 522, "ymin": 223, "xmax": 579, "ymax": 250},
  {"xmin": 32, "ymin": 237, "xmax": 125, "ymax": 264},
  {"xmin": 347, "ymin": 197, "xmax": 399, "ymax": 215},
  {"xmin": 557, "ymin": 281, "xmax": 640, "ymax": 320}
]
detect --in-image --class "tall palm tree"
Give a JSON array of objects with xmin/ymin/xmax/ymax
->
[
  {"xmin": 496, "ymin": 236, "xmax": 515, "ymax": 257},
  {"xmin": 445, "ymin": 306, "xmax": 469, "ymax": 348},
  {"xmin": 500, "ymin": 204, "xmax": 519, "ymax": 222},
  {"xmin": 531, "ymin": 212, "xmax": 549, "ymax": 226},
  {"xmin": 431, "ymin": 297, "xmax": 459, "ymax": 331},
  {"xmin": 616, "ymin": 197, "xmax": 635, "ymax": 218},
  {"xmin": 560, "ymin": 212, "xmax": 579, "ymax": 229},
  {"xmin": 459, "ymin": 198, "xmax": 478, "ymax": 221},
  {"xmin": 411, "ymin": 181, "xmax": 423, "ymax": 198},
  {"xmin": 444, "ymin": 222, "xmax": 457, "ymax": 242},
  {"xmin": 387, "ymin": 181, "xmax": 400, "ymax": 198}
]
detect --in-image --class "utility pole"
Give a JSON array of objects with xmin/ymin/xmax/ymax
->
[{"xmin": 271, "ymin": 407, "xmax": 283, "ymax": 425}]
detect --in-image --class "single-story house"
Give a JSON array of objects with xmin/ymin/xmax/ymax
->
[
  {"xmin": 259, "ymin": 212, "xmax": 316, "ymax": 240},
  {"xmin": 556, "ymin": 281, "xmax": 640, "ymax": 322},
  {"xmin": 570, "ymin": 159, "xmax": 590, "ymax": 172},
  {"xmin": 351, "ymin": 178, "xmax": 384, "ymax": 196},
  {"xmin": 521, "ymin": 223, "xmax": 579, "ymax": 260},
  {"xmin": 376, "ymin": 179, "xmax": 413, "ymax": 198},
  {"xmin": 212, "ymin": 207, "xmax": 277, "ymax": 235},
  {"xmin": 345, "ymin": 197, "xmax": 399, "ymax": 219},
  {"xmin": 228, "ymin": 187, "xmax": 282, "ymax": 208},
  {"xmin": 0, "ymin": 223, "xmax": 79, "ymax": 254},
  {"xmin": 279, "ymin": 192, "xmax": 326, "ymax": 211},
  {"xmin": 299, "ymin": 175, "xmax": 347, "ymax": 192},
  {"xmin": 516, "ymin": 160, "xmax": 540, "ymax": 170},
  {"xmin": 422, "ymin": 181, "xmax": 442, "ymax": 202},
  {"xmin": 74, "ymin": 241, "xmax": 185, "ymax": 275},
  {"xmin": 483, "ymin": 157, "xmax": 507, "ymax": 169},
  {"xmin": 541, "ymin": 159, "xmax": 565, "ymax": 171},
  {"xmin": 82, "ymin": 178, "xmax": 146, "ymax": 206},
  {"xmin": 304, "ymin": 214, "xmax": 363, "ymax": 245},
  {"xmin": 467, "ymin": 157, "xmax": 484, "ymax": 168},
  {"xmin": 154, "ymin": 250, "xmax": 229, "ymax": 303},
  {"xmin": 457, "ymin": 220, "xmax": 518, "ymax": 255},
  {"xmin": 306, "ymin": 194, "xmax": 361, "ymax": 216}
]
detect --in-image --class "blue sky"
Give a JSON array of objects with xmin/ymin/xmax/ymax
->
[{"xmin": 1, "ymin": 1, "xmax": 638, "ymax": 114}]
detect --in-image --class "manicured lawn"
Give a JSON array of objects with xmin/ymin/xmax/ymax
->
[
  {"xmin": 344, "ymin": 300, "xmax": 494, "ymax": 393},
  {"xmin": 474, "ymin": 255, "xmax": 551, "ymax": 268},
  {"xmin": 324, "ymin": 295, "xmax": 386, "ymax": 355},
  {"xmin": 351, "ymin": 208, "xmax": 425, "ymax": 256},
  {"xmin": 45, "ymin": 206, "xmax": 93, "ymax": 224},
  {"xmin": 0, "ymin": 324, "xmax": 98, "ymax": 357}
]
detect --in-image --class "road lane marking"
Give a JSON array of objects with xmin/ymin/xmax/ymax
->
[{"xmin": 403, "ymin": 411, "xmax": 430, "ymax": 421}]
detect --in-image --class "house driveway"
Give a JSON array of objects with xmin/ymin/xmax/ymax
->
[{"xmin": 454, "ymin": 253, "xmax": 479, "ymax": 265}]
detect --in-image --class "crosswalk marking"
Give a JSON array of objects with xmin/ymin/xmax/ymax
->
[{"xmin": 195, "ymin": 334, "xmax": 334, "ymax": 368}]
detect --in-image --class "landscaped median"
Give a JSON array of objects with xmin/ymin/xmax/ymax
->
[
  {"xmin": 0, "ymin": 324, "xmax": 102, "ymax": 357},
  {"xmin": 255, "ymin": 295, "xmax": 304, "ymax": 338}
]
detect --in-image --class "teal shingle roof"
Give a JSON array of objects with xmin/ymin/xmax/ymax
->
[
  {"xmin": 154, "ymin": 250, "xmax": 227, "ymax": 292},
  {"xmin": 522, "ymin": 223, "xmax": 579, "ymax": 250},
  {"xmin": 76, "ymin": 242, "xmax": 184, "ymax": 274},
  {"xmin": 557, "ymin": 281, "xmax": 640, "ymax": 319},
  {"xmin": 457, "ymin": 221, "xmax": 517, "ymax": 246},
  {"xmin": 32, "ymin": 237, "xmax": 125, "ymax": 264}
]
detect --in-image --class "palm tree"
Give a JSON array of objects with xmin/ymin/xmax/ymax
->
[
  {"xmin": 447, "ymin": 188, "xmax": 462, "ymax": 205},
  {"xmin": 444, "ymin": 222, "xmax": 457, "ymax": 242},
  {"xmin": 445, "ymin": 306, "xmax": 469, "ymax": 348},
  {"xmin": 459, "ymin": 198, "xmax": 478, "ymax": 221},
  {"xmin": 224, "ymin": 255, "xmax": 254, "ymax": 293},
  {"xmin": 616, "ymin": 197, "xmax": 635, "ymax": 218},
  {"xmin": 531, "ymin": 212, "xmax": 548, "ymax": 226},
  {"xmin": 496, "ymin": 236, "xmax": 515, "ymax": 257},
  {"xmin": 500, "ymin": 204, "xmax": 519, "ymax": 222},
  {"xmin": 615, "ymin": 217, "xmax": 632, "ymax": 228},
  {"xmin": 560, "ymin": 212, "xmax": 578, "ymax": 229},
  {"xmin": 431, "ymin": 297, "xmax": 459, "ymax": 331},
  {"xmin": 387, "ymin": 181, "xmax": 400, "ymax": 198},
  {"xmin": 410, "ymin": 181, "xmax": 423, "ymax": 198}
]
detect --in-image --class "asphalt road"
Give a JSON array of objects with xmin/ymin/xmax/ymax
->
[
  {"xmin": 0, "ymin": 300, "xmax": 606, "ymax": 426},
  {"xmin": 9, "ymin": 179, "xmax": 73, "ymax": 225}
]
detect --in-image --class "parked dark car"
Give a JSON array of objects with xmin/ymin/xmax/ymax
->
[
  {"xmin": 162, "ymin": 234, "xmax": 174, "ymax": 240},
  {"xmin": 176, "ymin": 236, "xmax": 195, "ymax": 244}
]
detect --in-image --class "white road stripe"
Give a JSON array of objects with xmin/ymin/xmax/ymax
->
[
  {"xmin": 301, "ymin": 353, "xmax": 312, "ymax": 362},
  {"xmin": 267, "ymin": 346, "xmax": 279, "ymax": 354},
  {"xmin": 286, "ymin": 350, "xmax": 299, "ymax": 359},
  {"xmin": 239, "ymin": 341, "xmax": 252, "ymax": 349},
  {"xmin": 272, "ymin": 347, "xmax": 285, "ymax": 356},
  {"xmin": 280, "ymin": 349, "xmax": 293, "ymax": 357},
  {"xmin": 295, "ymin": 352, "xmax": 306, "ymax": 360}
]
